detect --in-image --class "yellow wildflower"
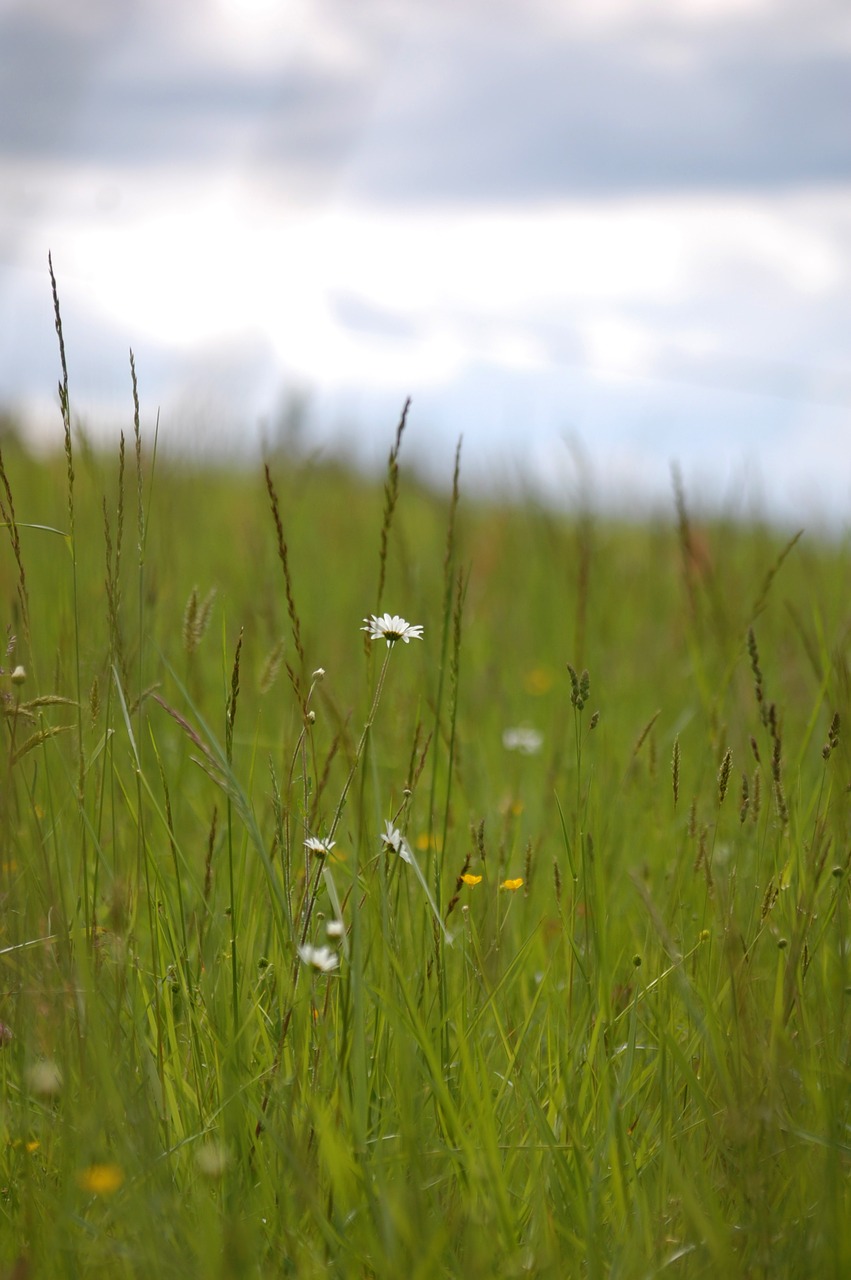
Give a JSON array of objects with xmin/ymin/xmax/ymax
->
[
  {"xmin": 523, "ymin": 666, "xmax": 555, "ymax": 695},
  {"xmin": 500, "ymin": 878, "xmax": 524, "ymax": 892},
  {"xmin": 460, "ymin": 873, "xmax": 482, "ymax": 886},
  {"xmin": 7, "ymin": 1139, "xmax": 39, "ymax": 1153},
  {"xmin": 77, "ymin": 1163, "xmax": 124, "ymax": 1195}
]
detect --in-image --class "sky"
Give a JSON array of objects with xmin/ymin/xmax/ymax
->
[{"xmin": 1, "ymin": 0, "xmax": 851, "ymax": 524}]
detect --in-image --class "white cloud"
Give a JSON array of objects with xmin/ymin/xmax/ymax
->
[
  {"xmin": 17, "ymin": 179, "xmax": 851, "ymax": 404},
  {"xmin": 3, "ymin": 0, "xmax": 851, "ymax": 523}
]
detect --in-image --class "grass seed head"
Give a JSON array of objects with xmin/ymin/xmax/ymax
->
[
  {"xmin": 567, "ymin": 663, "xmax": 590, "ymax": 710},
  {"xmin": 823, "ymin": 711, "xmax": 840, "ymax": 759},
  {"xmin": 258, "ymin": 639, "xmax": 286, "ymax": 694},
  {"xmin": 182, "ymin": 585, "xmax": 217, "ymax": 656},
  {"xmin": 717, "ymin": 747, "xmax": 733, "ymax": 806},
  {"xmin": 739, "ymin": 771, "xmax": 750, "ymax": 823}
]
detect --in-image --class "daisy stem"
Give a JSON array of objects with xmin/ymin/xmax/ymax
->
[
  {"xmin": 328, "ymin": 646, "xmax": 393, "ymax": 842},
  {"xmin": 283, "ymin": 722, "xmax": 308, "ymax": 932},
  {"xmin": 283, "ymin": 673, "xmax": 323, "ymax": 936},
  {"xmin": 299, "ymin": 858, "xmax": 327, "ymax": 949}
]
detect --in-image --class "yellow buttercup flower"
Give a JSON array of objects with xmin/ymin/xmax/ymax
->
[
  {"xmin": 523, "ymin": 666, "xmax": 555, "ymax": 695},
  {"xmin": 7, "ymin": 1139, "xmax": 39, "ymax": 1153},
  {"xmin": 500, "ymin": 878, "xmax": 524, "ymax": 892},
  {"xmin": 460, "ymin": 873, "xmax": 482, "ymax": 886},
  {"xmin": 77, "ymin": 1163, "xmax": 124, "ymax": 1195}
]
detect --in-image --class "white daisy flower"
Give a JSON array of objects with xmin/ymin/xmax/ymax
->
[
  {"xmin": 297, "ymin": 943, "xmax": 339, "ymax": 973},
  {"xmin": 304, "ymin": 835, "xmax": 335, "ymax": 857},
  {"xmin": 380, "ymin": 819, "xmax": 452, "ymax": 944},
  {"xmin": 381, "ymin": 819, "xmax": 413, "ymax": 864},
  {"xmin": 362, "ymin": 613, "xmax": 424, "ymax": 647},
  {"xmin": 325, "ymin": 919, "xmax": 344, "ymax": 939},
  {"xmin": 502, "ymin": 726, "xmax": 543, "ymax": 755}
]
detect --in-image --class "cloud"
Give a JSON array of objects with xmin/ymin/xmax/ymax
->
[
  {"xmin": 339, "ymin": 8, "xmax": 851, "ymax": 203},
  {"xmin": 0, "ymin": 4, "xmax": 124, "ymax": 158},
  {"xmin": 0, "ymin": 8, "xmax": 374, "ymax": 206},
  {"xmin": 2, "ymin": 0, "xmax": 851, "ymax": 525},
  {"xmin": 3, "ymin": 0, "xmax": 851, "ymax": 203}
]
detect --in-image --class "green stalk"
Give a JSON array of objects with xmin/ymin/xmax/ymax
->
[
  {"xmin": 48, "ymin": 255, "xmax": 88, "ymax": 939},
  {"xmin": 225, "ymin": 628, "xmax": 243, "ymax": 1048}
]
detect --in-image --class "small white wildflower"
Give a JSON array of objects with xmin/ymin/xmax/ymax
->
[
  {"xmin": 381, "ymin": 820, "xmax": 401, "ymax": 854},
  {"xmin": 325, "ymin": 919, "xmax": 344, "ymax": 939},
  {"xmin": 312, "ymin": 667, "xmax": 326, "ymax": 681},
  {"xmin": 26, "ymin": 1060, "xmax": 63, "ymax": 1097},
  {"xmin": 502, "ymin": 726, "xmax": 543, "ymax": 755},
  {"xmin": 304, "ymin": 835, "xmax": 335, "ymax": 858},
  {"xmin": 380, "ymin": 819, "xmax": 452, "ymax": 944},
  {"xmin": 298, "ymin": 943, "xmax": 339, "ymax": 973},
  {"xmin": 362, "ymin": 613, "xmax": 424, "ymax": 647},
  {"xmin": 195, "ymin": 1141, "xmax": 230, "ymax": 1179},
  {"xmin": 381, "ymin": 819, "xmax": 413, "ymax": 864}
]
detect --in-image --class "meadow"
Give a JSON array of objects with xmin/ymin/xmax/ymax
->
[{"xmin": 0, "ymin": 286, "xmax": 849, "ymax": 1277}]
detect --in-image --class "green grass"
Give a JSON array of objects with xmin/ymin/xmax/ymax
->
[{"xmin": 0, "ymin": 314, "xmax": 849, "ymax": 1277}]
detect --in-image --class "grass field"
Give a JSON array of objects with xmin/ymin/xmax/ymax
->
[{"xmin": 0, "ymin": 289, "xmax": 849, "ymax": 1277}]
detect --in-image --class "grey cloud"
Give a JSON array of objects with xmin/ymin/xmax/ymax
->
[
  {"xmin": 3, "ymin": 1, "xmax": 851, "ymax": 205},
  {"xmin": 0, "ymin": 13, "xmax": 113, "ymax": 158},
  {"xmin": 0, "ymin": 19, "xmax": 371, "ymax": 189},
  {"xmin": 80, "ymin": 72, "xmax": 369, "ymax": 178},
  {"xmin": 341, "ymin": 19, "xmax": 851, "ymax": 202}
]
